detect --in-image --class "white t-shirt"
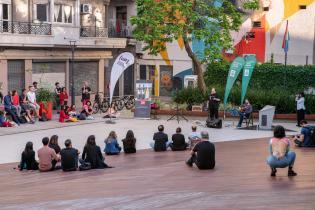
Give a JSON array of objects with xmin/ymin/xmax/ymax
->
[{"xmin": 27, "ymin": 91, "xmax": 36, "ymax": 103}]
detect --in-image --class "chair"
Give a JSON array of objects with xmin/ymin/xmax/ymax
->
[{"xmin": 243, "ymin": 112, "xmax": 254, "ymax": 127}]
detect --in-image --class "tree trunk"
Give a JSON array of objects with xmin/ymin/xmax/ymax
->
[{"xmin": 183, "ymin": 35, "xmax": 207, "ymax": 94}]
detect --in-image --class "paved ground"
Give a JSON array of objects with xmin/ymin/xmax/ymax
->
[
  {"xmin": 0, "ymin": 138, "xmax": 315, "ymax": 210},
  {"xmin": 0, "ymin": 113, "xmax": 301, "ymax": 164}
]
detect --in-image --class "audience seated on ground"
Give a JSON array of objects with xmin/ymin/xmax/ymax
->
[
  {"xmin": 79, "ymin": 101, "xmax": 94, "ymax": 120},
  {"xmin": 188, "ymin": 125, "xmax": 201, "ymax": 149},
  {"xmin": 38, "ymin": 137, "xmax": 60, "ymax": 172},
  {"xmin": 150, "ymin": 125, "xmax": 170, "ymax": 152},
  {"xmin": 122, "ymin": 130, "xmax": 137, "ymax": 154},
  {"xmin": 294, "ymin": 120, "xmax": 315, "ymax": 147},
  {"xmin": 81, "ymin": 135, "xmax": 110, "ymax": 169},
  {"xmin": 19, "ymin": 141, "xmax": 39, "ymax": 171},
  {"xmin": 170, "ymin": 127, "xmax": 188, "ymax": 151},
  {"xmin": 67, "ymin": 105, "xmax": 78, "ymax": 117},
  {"xmin": 186, "ymin": 131, "xmax": 215, "ymax": 170},
  {"xmin": 266, "ymin": 125, "xmax": 297, "ymax": 177},
  {"xmin": 104, "ymin": 131, "xmax": 122, "ymax": 155},
  {"xmin": 60, "ymin": 139, "xmax": 80, "ymax": 172}
]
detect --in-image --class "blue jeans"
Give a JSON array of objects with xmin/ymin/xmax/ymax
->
[
  {"xmin": 266, "ymin": 151, "xmax": 296, "ymax": 168},
  {"xmin": 149, "ymin": 141, "xmax": 171, "ymax": 149}
]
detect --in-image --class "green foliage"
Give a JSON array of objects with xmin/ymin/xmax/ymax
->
[
  {"xmin": 203, "ymin": 63, "xmax": 315, "ymax": 113},
  {"xmin": 205, "ymin": 63, "xmax": 315, "ymax": 94},
  {"xmin": 173, "ymin": 88, "xmax": 207, "ymax": 105},
  {"xmin": 131, "ymin": 0, "xmax": 258, "ymax": 63},
  {"xmin": 37, "ymin": 88, "xmax": 54, "ymax": 103}
]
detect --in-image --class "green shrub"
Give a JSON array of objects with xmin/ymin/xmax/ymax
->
[
  {"xmin": 173, "ymin": 87, "xmax": 207, "ymax": 105},
  {"xmin": 37, "ymin": 88, "xmax": 54, "ymax": 103}
]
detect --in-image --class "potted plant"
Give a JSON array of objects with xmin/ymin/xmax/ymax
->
[{"xmin": 37, "ymin": 88, "xmax": 54, "ymax": 120}]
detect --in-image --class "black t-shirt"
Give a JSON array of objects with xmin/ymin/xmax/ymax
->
[
  {"xmin": 209, "ymin": 93, "xmax": 220, "ymax": 108},
  {"xmin": 82, "ymin": 86, "xmax": 91, "ymax": 100},
  {"xmin": 153, "ymin": 132, "xmax": 168, "ymax": 151},
  {"xmin": 171, "ymin": 133, "xmax": 186, "ymax": 151},
  {"xmin": 60, "ymin": 148, "xmax": 78, "ymax": 171},
  {"xmin": 193, "ymin": 141, "xmax": 215, "ymax": 169}
]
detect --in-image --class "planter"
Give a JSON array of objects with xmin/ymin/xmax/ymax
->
[{"xmin": 39, "ymin": 101, "xmax": 53, "ymax": 120}]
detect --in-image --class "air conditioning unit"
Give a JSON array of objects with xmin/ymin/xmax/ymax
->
[{"xmin": 81, "ymin": 4, "xmax": 92, "ymax": 14}]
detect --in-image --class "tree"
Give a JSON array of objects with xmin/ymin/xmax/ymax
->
[{"xmin": 130, "ymin": 0, "xmax": 259, "ymax": 93}]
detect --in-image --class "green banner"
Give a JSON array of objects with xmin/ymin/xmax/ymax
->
[
  {"xmin": 224, "ymin": 57, "xmax": 245, "ymax": 108},
  {"xmin": 241, "ymin": 55, "xmax": 256, "ymax": 104}
]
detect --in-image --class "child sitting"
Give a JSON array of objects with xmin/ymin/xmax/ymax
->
[
  {"xmin": 0, "ymin": 110, "xmax": 16, "ymax": 127},
  {"xmin": 67, "ymin": 105, "xmax": 77, "ymax": 117},
  {"xmin": 59, "ymin": 106, "xmax": 78, "ymax": 123}
]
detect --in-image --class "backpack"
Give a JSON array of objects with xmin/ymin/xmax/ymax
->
[{"xmin": 307, "ymin": 126, "xmax": 315, "ymax": 146}]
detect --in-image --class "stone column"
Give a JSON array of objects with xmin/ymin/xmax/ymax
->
[
  {"xmin": 25, "ymin": 59, "xmax": 33, "ymax": 88},
  {"xmin": 0, "ymin": 60, "xmax": 8, "ymax": 94},
  {"xmin": 98, "ymin": 59, "xmax": 105, "ymax": 93}
]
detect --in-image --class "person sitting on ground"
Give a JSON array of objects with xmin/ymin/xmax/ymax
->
[
  {"xmin": 38, "ymin": 137, "xmax": 60, "ymax": 172},
  {"xmin": 11, "ymin": 90, "xmax": 22, "ymax": 117},
  {"xmin": 266, "ymin": 125, "xmax": 297, "ymax": 177},
  {"xmin": 49, "ymin": 135, "xmax": 61, "ymax": 155},
  {"xmin": 67, "ymin": 105, "xmax": 77, "ymax": 117},
  {"xmin": 60, "ymin": 139, "xmax": 80, "ymax": 172},
  {"xmin": 79, "ymin": 101, "xmax": 93, "ymax": 120},
  {"xmin": 4, "ymin": 91, "xmax": 21, "ymax": 126},
  {"xmin": 170, "ymin": 127, "xmax": 188, "ymax": 151},
  {"xmin": 19, "ymin": 141, "xmax": 39, "ymax": 171},
  {"xmin": 0, "ymin": 110, "xmax": 15, "ymax": 127},
  {"xmin": 20, "ymin": 88, "xmax": 34, "ymax": 123},
  {"xmin": 237, "ymin": 99, "xmax": 253, "ymax": 128},
  {"xmin": 104, "ymin": 131, "xmax": 122, "ymax": 155},
  {"xmin": 188, "ymin": 125, "xmax": 201, "ymax": 149},
  {"xmin": 27, "ymin": 86, "xmax": 41, "ymax": 120},
  {"xmin": 81, "ymin": 135, "xmax": 110, "ymax": 169},
  {"xmin": 59, "ymin": 105, "xmax": 69, "ymax": 123},
  {"xmin": 150, "ymin": 125, "xmax": 170, "ymax": 151},
  {"xmin": 122, "ymin": 130, "xmax": 137, "ymax": 154},
  {"xmin": 186, "ymin": 131, "xmax": 215, "ymax": 170},
  {"xmin": 294, "ymin": 120, "xmax": 315, "ymax": 147}
]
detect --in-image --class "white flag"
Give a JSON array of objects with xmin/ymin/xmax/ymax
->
[{"xmin": 109, "ymin": 52, "xmax": 135, "ymax": 104}]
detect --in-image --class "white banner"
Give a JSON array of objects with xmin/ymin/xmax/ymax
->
[{"xmin": 109, "ymin": 52, "xmax": 135, "ymax": 104}]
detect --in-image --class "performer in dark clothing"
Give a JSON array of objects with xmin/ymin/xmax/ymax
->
[{"xmin": 208, "ymin": 88, "xmax": 220, "ymax": 120}]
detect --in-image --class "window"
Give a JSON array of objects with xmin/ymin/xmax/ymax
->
[
  {"xmin": 263, "ymin": 7, "xmax": 269, "ymax": 11},
  {"xmin": 1, "ymin": 4, "xmax": 10, "ymax": 32},
  {"xmin": 34, "ymin": 4, "xmax": 49, "ymax": 22},
  {"xmin": 54, "ymin": 4, "xmax": 73, "ymax": 23},
  {"xmin": 253, "ymin": 21, "xmax": 261, "ymax": 28}
]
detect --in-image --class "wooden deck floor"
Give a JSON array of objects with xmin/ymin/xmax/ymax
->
[{"xmin": 1, "ymin": 138, "xmax": 315, "ymax": 210}]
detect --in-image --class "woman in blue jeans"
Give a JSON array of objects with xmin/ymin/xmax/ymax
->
[
  {"xmin": 266, "ymin": 125, "xmax": 297, "ymax": 177},
  {"xmin": 104, "ymin": 131, "xmax": 121, "ymax": 155}
]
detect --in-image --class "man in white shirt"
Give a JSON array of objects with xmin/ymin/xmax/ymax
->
[
  {"xmin": 27, "ymin": 86, "xmax": 40, "ymax": 119},
  {"xmin": 296, "ymin": 92, "xmax": 306, "ymax": 127}
]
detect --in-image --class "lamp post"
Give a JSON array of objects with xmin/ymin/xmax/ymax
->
[{"xmin": 69, "ymin": 40, "xmax": 76, "ymax": 105}]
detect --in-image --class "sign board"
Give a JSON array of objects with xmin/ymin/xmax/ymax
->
[{"xmin": 134, "ymin": 80, "xmax": 153, "ymax": 119}]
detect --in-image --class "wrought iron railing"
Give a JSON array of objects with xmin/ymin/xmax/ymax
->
[
  {"xmin": 0, "ymin": 21, "xmax": 52, "ymax": 35},
  {"xmin": 108, "ymin": 25, "xmax": 133, "ymax": 38},
  {"xmin": 80, "ymin": 26, "xmax": 108, "ymax": 37}
]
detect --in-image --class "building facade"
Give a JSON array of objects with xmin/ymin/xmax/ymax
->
[{"xmin": 0, "ymin": 0, "xmax": 130, "ymax": 105}]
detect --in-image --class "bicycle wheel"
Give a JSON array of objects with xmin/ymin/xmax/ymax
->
[
  {"xmin": 101, "ymin": 101, "xmax": 110, "ymax": 113},
  {"xmin": 116, "ymin": 99, "xmax": 125, "ymax": 111},
  {"xmin": 92, "ymin": 102, "xmax": 100, "ymax": 114}
]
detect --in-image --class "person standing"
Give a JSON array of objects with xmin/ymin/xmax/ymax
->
[
  {"xmin": 59, "ymin": 87, "xmax": 69, "ymax": 110},
  {"xmin": 54, "ymin": 82, "xmax": 61, "ymax": 111},
  {"xmin": 186, "ymin": 131, "xmax": 215, "ymax": 170},
  {"xmin": 208, "ymin": 88, "xmax": 220, "ymax": 120},
  {"xmin": 81, "ymin": 81, "xmax": 91, "ymax": 105},
  {"xmin": 296, "ymin": 92, "xmax": 305, "ymax": 127}
]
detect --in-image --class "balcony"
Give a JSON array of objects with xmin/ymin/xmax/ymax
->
[
  {"xmin": 80, "ymin": 26, "xmax": 108, "ymax": 37},
  {"xmin": 0, "ymin": 21, "xmax": 52, "ymax": 35},
  {"xmin": 108, "ymin": 24, "xmax": 133, "ymax": 38}
]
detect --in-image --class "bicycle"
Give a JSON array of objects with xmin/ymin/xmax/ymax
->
[{"xmin": 92, "ymin": 92, "xmax": 104, "ymax": 114}]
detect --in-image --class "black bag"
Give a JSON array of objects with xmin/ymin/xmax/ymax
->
[
  {"xmin": 308, "ymin": 126, "xmax": 315, "ymax": 146},
  {"xmin": 18, "ymin": 116, "xmax": 27, "ymax": 124},
  {"xmin": 206, "ymin": 118, "xmax": 222, "ymax": 129},
  {"xmin": 79, "ymin": 162, "xmax": 91, "ymax": 171}
]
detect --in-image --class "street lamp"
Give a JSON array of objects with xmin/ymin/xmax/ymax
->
[{"xmin": 69, "ymin": 40, "xmax": 76, "ymax": 105}]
